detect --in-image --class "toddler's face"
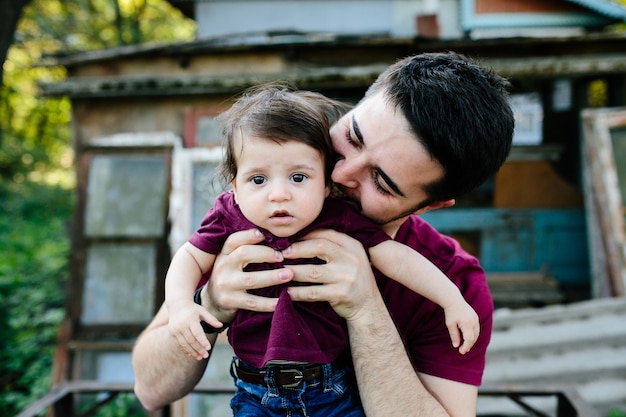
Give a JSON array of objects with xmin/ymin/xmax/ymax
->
[{"xmin": 232, "ymin": 135, "xmax": 329, "ymax": 237}]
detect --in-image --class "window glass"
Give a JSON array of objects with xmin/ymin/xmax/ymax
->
[
  {"xmin": 196, "ymin": 116, "xmax": 223, "ymax": 147},
  {"xmin": 82, "ymin": 243, "xmax": 156, "ymax": 324},
  {"xmin": 192, "ymin": 161, "xmax": 223, "ymax": 229},
  {"xmin": 169, "ymin": 147, "xmax": 224, "ymax": 252},
  {"xmin": 85, "ymin": 155, "xmax": 168, "ymax": 237}
]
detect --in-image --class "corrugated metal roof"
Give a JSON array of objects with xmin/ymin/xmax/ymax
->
[
  {"xmin": 567, "ymin": 0, "xmax": 626, "ymax": 20},
  {"xmin": 39, "ymin": 64, "xmax": 389, "ymax": 98},
  {"xmin": 484, "ymin": 297, "xmax": 626, "ymax": 414},
  {"xmin": 38, "ymin": 31, "xmax": 403, "ymax": 68},
  {"xmin": 39, "ymin": 51, "xmax": 626, "ymax": 99}
]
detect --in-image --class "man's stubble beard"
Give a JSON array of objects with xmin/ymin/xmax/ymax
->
[{"xmin": 330, "ymin": 184, "xmax": 421, "ymax": 226}]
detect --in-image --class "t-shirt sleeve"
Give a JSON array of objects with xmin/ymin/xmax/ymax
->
[
  {"xmin": 404, "ymin": 260, "xmax": 492, "ymax": 386},
  {"xmin": 379, "ymin": 216, "xmax": 493, "ymax": 386},
  {"xmin": 188, "ymin": 192, "xmax": 232, "ymax": 255}
]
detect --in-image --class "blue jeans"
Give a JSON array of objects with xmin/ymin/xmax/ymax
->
[{"xmin": 230, "ymin": 358, "xmax": 365, "ymax": 417}]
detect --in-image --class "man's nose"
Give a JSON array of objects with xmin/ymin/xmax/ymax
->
[{"xmin": 331, "ymin": 157, "xmax": 362, "ymax": 189}]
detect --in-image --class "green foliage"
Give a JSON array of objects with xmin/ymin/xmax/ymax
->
[
  {"xmin": 0, "ymin": 57, "xmax": 71, "ymax": 181},
  {"xmin": 77, "ymin": 393, "xmax": 147, "ymax": 417},
  {"xmin": 608, "ymin": 0, "xmax": 626, "ymax": 32},
  {"xmin": 1, "ymin": 0, "xmax": 195, "ymax": 182},
  {"xmin": 0, "ymin": 179, "xmax": 74, "ymax": 416},
  {"xmin": 17, "ymin": 0, "xmax": 195, "ymax": 52},
  {"xmin": 0, "ymin": 1, "xmax": 195, "ymax": 414},
  {"xmin": 608, "ymin": 408, "xmax": 626, "ymax": 417}
]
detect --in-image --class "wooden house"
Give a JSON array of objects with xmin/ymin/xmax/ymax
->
[{"xmin": 26, "ymin": 0, "xmax": 626, "ymax": 415}]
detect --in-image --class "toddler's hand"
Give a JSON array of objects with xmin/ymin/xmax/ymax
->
[
  {"xmin": 443, "ymin": 302, "xmax": 480, "ymax": 355},
  {"xmin": 168, "ymin": 300, "xmax": 223, "ymax": 360}
]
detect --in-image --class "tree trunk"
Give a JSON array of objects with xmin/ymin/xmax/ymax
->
[
  {"xmin": 0, "ymin": 0, "xmax": 31, "ymax": 87},
  {"xmin": 0, "ymin": 0, "xmax": 31, "ymax": 146}
]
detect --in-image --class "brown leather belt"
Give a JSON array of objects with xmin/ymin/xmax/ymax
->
[{"xmin": 232, "ymin": 361, "xmax": 324, "ymax": 388}]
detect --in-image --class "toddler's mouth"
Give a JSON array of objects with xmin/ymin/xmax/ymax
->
[
  {"xmin": 269, "ymin": 210, "xmax": 294, "ymax": 226},
  {"xmin": 271, "ymin": 210, "xmax": 290, "ymax": 218}
]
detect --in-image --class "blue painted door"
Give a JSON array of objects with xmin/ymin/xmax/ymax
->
[{"xmin": 421, "ymin": 209, "xmax": 589, "ymax": 286}]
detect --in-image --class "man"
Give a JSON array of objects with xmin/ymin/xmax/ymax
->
[{"xmin": 132, "ymin": 52, "xmax": 514, "ymax": 416}]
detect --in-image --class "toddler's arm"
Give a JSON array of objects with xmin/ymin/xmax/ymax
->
[
  {"xmin": 165, "ymin": 242, "xmax": 223, "ymax": 360},
  {"xmin": 369, "ymin": 241, "xmax": 479, "ymax": 354}
]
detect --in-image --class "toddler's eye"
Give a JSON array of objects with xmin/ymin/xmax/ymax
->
[
  {"xmin": 291, "ymin": 173, "xmax": 306, "ymax": 183},
  {"xmin": 251, "ymin": 175, "xmax": 266, "ymax": 185}
]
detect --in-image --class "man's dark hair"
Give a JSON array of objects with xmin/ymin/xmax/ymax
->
[{"xmin": 366, "ymin": 52, "xmax": 514, "ymax": 204}]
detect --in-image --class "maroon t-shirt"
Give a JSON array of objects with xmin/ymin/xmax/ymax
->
[
  {"xmin": 376, "ymin": 215, "xmax": 493, "ymax": 386},
  {"xmin": 192, "ymin": 192, "xmax": 494, "ymax": 385},
  {"xmin": 189, "ymin": 191, "xmax": 391, "ymax": 367}
]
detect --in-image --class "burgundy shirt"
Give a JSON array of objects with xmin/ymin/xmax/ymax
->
[
  {"xmin": 189, "ymin": 191, "xmax": 391, "ymax": 367},
  {"xmin": 376, "ymin": 215, "xmax": 493, "ymax": 386},
  {"xmin": 192, "ymin": 192, "xmax": 493, "ymax": 385}
]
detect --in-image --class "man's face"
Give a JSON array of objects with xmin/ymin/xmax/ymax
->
[{"xmin": 330, "ymin": 93, "xmax": 445, "ymax": 229}]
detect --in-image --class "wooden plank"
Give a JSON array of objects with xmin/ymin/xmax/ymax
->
[
  {"xmin": 15, "ymin": 385, "xmax": 72, "ymax": 417},
  {"xmin": 582, "ymin": 108, "xmax": 626, "ymax": 296},
  {"xmin": 487, "ymin": 272, "xmax": 563, "ymax": 308},
  {"xmin": 480, "ymin": 383, "xmax": 601, "ymax": 417},
  {"xmin": 50, "ymin": 318, "xmax": 72, "ymax": 385},
  {"xmin": 67, "ymin": 340, "xmax": 135, "ymax": 351},
  {"xmin": 16, "ymin": 380, "xmax": 598, "ymax": 417},
  {"xmin": 581, "ymin": 129, "xmax": 612, "ymax": 297}
]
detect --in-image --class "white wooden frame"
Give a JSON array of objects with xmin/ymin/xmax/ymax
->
[
  {"xmin": 169, "ymin": 145, "xmax": 225, "ymax": 255},
  {"xmin": 582, "ymin": 108, "xmax": 626, "ymax": 297}
]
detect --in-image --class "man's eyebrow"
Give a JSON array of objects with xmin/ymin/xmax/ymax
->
[
  {"xmin": 352, "ymin": 115, "xmax": 405, "ymax": 197},
  {"xmin": 376, "ymin": 167, "xmax": 405, "ymax": 197},
  {"xmin": 352, "ymin": 115, "xmax": 364, "ymax": 145}
]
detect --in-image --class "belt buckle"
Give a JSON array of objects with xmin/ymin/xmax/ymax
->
[
  {"xmin": 231, "ymin": 360, "xmax": 240, "ymax": 379},
  {"xmin": 279, "ymin": 368, "xmax": 304, "ymax": 388}
]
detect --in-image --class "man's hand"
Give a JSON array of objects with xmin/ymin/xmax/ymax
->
[
  {"xmin": 205, "ymin": 229, "xmax": 294, "ymax": 321},
  {"xmin": 282, "ymin": 229, "xmax": 378, "ymax": 321},
  {"xmin": 283, "ymin": 229, "xmax": 455, "ymax": 416}
]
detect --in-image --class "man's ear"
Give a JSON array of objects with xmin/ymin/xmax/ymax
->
[{"xmin": 414, "ymin": 199, "xmax": 455, "ymax": 215}]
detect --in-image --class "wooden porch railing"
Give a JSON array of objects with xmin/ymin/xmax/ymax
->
[{"xmin": 16, "ymin": 380, "xmax": 600, "ymax": 417}]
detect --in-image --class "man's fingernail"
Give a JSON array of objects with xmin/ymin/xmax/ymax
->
[
  {"xmin": 255, "ymin": 230, "xmax": 263, "ymax": 238},
  {"xmin": 283, "ymin": 246, "xmax": 291, "ymax": 255},
  {"xmin": 278, "ymin": 270, "xmax": 290, "ymax": 281}
]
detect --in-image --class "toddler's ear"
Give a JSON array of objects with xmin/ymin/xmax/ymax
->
[{"xmin": 231, "ymin": 181, "xmax": 238, "ymax": 202}]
